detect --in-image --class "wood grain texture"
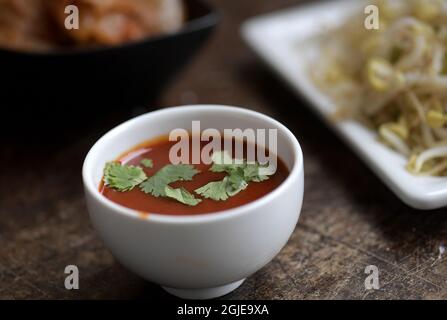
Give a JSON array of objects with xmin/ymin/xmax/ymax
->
[{"xmin": 1, "ymin": 0, "xmax": 446, "ymax": 300}]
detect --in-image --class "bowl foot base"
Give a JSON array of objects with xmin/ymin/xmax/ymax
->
[{"xmin": 162, "ymin": 279, "xmax": 245, "ymax": 299}]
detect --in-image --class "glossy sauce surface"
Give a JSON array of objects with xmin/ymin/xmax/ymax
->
[{"xmin": 101, "ymin": 136, "xmax": 289, "ymax": 216}]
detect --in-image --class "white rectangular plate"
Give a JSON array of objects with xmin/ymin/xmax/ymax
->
[{"xmin": 242, "ymin": 0, "xmax": 447, "ymax": 210}]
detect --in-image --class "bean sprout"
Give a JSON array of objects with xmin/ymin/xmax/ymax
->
[{"xmin": 311, "ymin": 0, "xmax": 447, "ymax": 176}]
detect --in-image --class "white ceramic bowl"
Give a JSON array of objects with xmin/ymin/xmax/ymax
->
[
  {"xmin": 82, "ymin": 105, "xmax": 304, "ymax": 299},
  {"xmin": 242, "ymin": 0, "xmax": 447, "ymax": 209}
]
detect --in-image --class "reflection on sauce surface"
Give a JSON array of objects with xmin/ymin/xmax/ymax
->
[{"xmin": 101, "ymin": 136, "xmax": 289, "ymax": 216}]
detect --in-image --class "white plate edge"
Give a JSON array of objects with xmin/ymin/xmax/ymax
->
[{"xmin": 241, "ymin": 0, "xmax": 447, "ymax": 210}]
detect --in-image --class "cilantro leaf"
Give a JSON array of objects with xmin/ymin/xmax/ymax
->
[
  {"xmin": 195, "ymin": 173, "xmax": 249, "ymax": 201},
  {"xmin": 195, "ymin": 177, "xmax": 230, "ymax": 201},
  {"xmin": 243, "ymin": 163, "xmax": 275, "ymax": 182},
  {"xmin": 242, "ymin": 164, "xmax": 259, "ymax": 179},
  {"xmin": 209, "ymin": 163, "xmax": 229, "ymax": 173},
  {"xmin": 195, "ymin": 151, "xmax": 276, "ymax": 201},
  {"xmin": 227, "ymin": 173, "xmax": 248, "ymax": 196},
  {"xmin": 211, "ymin": 150, "xmax": 235, "ymax": 165},
  {"xmin": 210, "ymin": 151, "xmax": 276, "ymax": 181},
  {"xmin": 210, "ymin": 162, "xmax": 243, "ymax": 175},
  {"xmin": 104, "ymin": 162, "xmax": 147, "ymax": 192},
  {"xmin": 140, "ymin": 164, "xmax": 200, "ymax": 197},
  {"xmin": 210, "ymin": 151, "xmax": 245, "ymax": 173},
  {"xmin": 165, "ymin": 186, "xmax": 202, "ymax": 206},
  {"xmin": 140, "ymin": 159, "xmax": 153, "ymax": 168}
]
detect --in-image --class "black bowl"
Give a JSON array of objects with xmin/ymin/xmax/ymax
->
[{"xmin": 0, "ymin": 0, "xmax": 218, "ymax": 120}]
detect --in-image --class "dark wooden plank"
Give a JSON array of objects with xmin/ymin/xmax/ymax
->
[{"xmin": 0, "ymin": 0, "xmax": 446, "ymax": 299}]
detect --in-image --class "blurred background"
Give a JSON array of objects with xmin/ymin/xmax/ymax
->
[{"xmin": 1, "ymin": 0, "xmax": 447, "ymax": 300}]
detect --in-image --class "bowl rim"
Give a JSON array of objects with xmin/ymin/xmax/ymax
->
[
  {"xmin": 0, "ymin": 0, "xmax": 219, "ymax": 58},
  {"xmin": 82, "ymin": 105, "xmax": 303, "ymax": 225}
]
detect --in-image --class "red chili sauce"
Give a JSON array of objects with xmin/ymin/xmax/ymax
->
[{"xmin": 101, "ymin": 136, "xmax": 289, "ymax": 216}]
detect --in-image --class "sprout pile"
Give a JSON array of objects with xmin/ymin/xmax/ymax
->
[{"xmin": 312, "ymin": 0, "xmax": 447, "ymax": 176}]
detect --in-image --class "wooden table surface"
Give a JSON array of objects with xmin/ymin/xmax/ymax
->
[{"xmin": 1, "ymin": 0, "xmax": 447, "ymax": 300}]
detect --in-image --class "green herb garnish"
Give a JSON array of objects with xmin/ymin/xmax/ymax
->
[
  {"xmin": 140, "ymin": 164, "xmax": 200, "ymax": 197},
  {"xmin": 227, "ymin": 173, "xmax": 249, "ymax": 195},
  {"xmin": 195, "ymin": 151, "xmax": 275, "ymax": 201},
  {"xmin": 103, "ymin": 150, "xmax": 276, "ymax": 207},
  {"xmin": 165, "ymin": 186, "xmax": 202, "ymax": 206},
  {"xmin": 140, "ymin": 158, "xmax": 153, "ymax": 168},
  {"xmin": 104, "ymin": 162, "xmax": 147, "ymax": 192}
]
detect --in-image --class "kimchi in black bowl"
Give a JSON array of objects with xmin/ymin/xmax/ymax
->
[{"xmin": 0, "ymin": 0, "xmax": 218, "ymax": 122}]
